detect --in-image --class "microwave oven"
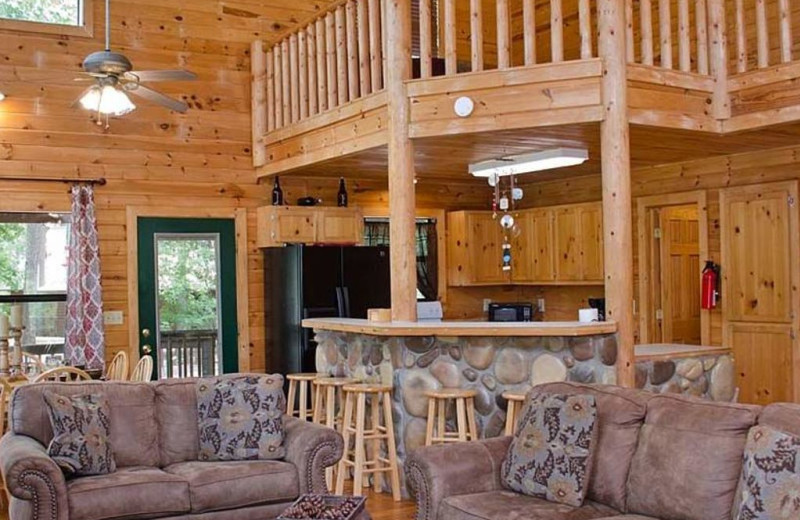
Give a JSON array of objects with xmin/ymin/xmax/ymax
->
[{"xmin": 488, "ymin": 302, "xmax": 534, "ymax": 322}]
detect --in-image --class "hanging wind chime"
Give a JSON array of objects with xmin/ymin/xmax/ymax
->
[{"xmin": 489, "ymin": 172, "xmax": 524, "ymax": 272}]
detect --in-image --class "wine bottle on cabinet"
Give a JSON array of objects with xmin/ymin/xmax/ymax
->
[
  {"xmin": 337, "ymin": 177, "xmax": 348, "ymax": 207},
  {"xmin": 271, "ymin": 176, "xmax": 283, "ymax": 206}
]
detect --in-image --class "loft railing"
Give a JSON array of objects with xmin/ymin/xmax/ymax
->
[{"xmin": 731, "ymin": 0, "xmax": 795, "ymax": 72}]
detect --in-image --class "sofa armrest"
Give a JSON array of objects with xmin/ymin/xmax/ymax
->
[
  {"xmin": 405, "ymin": 436, "xmax": 513, "ymax": 520},
  {"xmin": 282, "ymin": 416, "xmax": 344, "ymax": 494},
  {"xmin": 0, "ymin": 434, "xmax": 69, "ymax": 520}
]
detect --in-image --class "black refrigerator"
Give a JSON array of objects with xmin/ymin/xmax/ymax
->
[{"xmin": 265, "ymin": 244, "xmax": 391, "ymax": 375}]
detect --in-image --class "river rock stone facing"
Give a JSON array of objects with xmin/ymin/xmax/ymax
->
[{"xmin": 310, "ymin": 328, "xmax": 734, "ymax": 497}]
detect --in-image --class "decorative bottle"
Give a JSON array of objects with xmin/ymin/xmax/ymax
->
[
  {"xmin": 337, "ymin": 177, "xmax": 348, "ymax": 207},
  {"xmin": 271, "ymin": 176, "xmax": 283, "ymax": 206}
]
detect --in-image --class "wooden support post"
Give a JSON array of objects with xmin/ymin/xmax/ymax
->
[
  {"xmin": 708, "ymin": 0, "xmax": 729, "ymax": 120},
  {"xmin": 625, "ymin": 0, "xmax": 634, "ymax": 63},
  {"xmin": 756, "ymin": 0, "xmax": 768, "ymax": 68},
  {"xmin": 266, "ymin": 48, "xmax": 275, "ymax": 131},
  {"xmin": 385, "ymin": 0, "xmax": 417, "ymax": 322},
  {"xmin": 250, "ymin": 40, "xmax": 267, "ymax": 167},
  {"xmin": 678, "ymin": 0, "xmax": 690, "ymax": 71},
  {"xmin": 497, "ymin": 0, "xmax": 510, "ymax": 68},
  {"xmin": 551, "ymin": 0, "xmax": 564, "ymax": 62},
  {"xmin": 444, "ymin": 0, "xmax": 457, "ymax": 75},
  {"xmin": 289, "ymin": 34, "xmax": 300, "ymax": 123},
  {"xmin": 734, "ymin": 0, "xmax": 746, "ymax": 73},
  {"xmin": 598, "ymin": 0, "xmax": 634, "ymax": 388},
  {"xmin": 578, "ymin": 0, "xmax": 592, "ymax": 59},
  {"xmin": 523, "ymin": 0, "xmax": 536, "ymax": 65},
  {"xmin": 357, "ymin": 0, "xmax": 371, "ymax": 96},
  {"xmin": 326, "ymin": 13, "xmax": 338, "ymax": 108},
  {"xmin": 336, "ymin": 6, "xmax": 348, "ymax": 104},
  {"xmin": 281, "ymin": 40, "xmax": 290, "ymax": 126},
  {"xmin": 641, "ymin": 0, "xmax": 654, "ymax": 66},
  {"xmin": 659, "ymin": 0, "xmax": 672, "ymax": 69},
  {"xmin": 779, "ymin": 0, "xmax": 792, "ymax": 63},
  {"xmin": 298, "ymin": 30, "xmax": 309, "ymax": 119},
  {"xmin": 316, "ymin": 19, "xmax": 328, "ymax": 112},
  {"xmin": 274, "ymin": 46, "xmax": 284, "ymax": 128},
  {"xmin": 471, "ymin": 0, "xmax": 483, "ymax": 71},
  {"xmin": 420, "ymin": 0, "xmax": 433, "ymax": 77},
  {"xmin": 369, "ymin": 0, "xmax": 383, "ymax": 90},
  {"xmin": 696, "ymin": 0, "xmax": 709, "ymax": 75}
]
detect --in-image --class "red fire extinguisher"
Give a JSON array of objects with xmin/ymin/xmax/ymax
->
[{"xmin": 702, "ymin": 261, "xmax": 720, "ymax": 310}]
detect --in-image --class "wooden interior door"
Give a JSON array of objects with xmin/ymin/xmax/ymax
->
[
  {"xmin": 660, "ymin": 206, "xmax": 702, "ymax": 344},
  {"xmin": 721, "ymin": 181, "xmax": 799, "ymax": 404}
]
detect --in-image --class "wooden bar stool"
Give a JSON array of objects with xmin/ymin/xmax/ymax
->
[
  {"xmin": 503, "ymin": 391, "xmax": 527, "ymax": 436},
  {"xmin": 424, "ymin": 388, "xmax": 478, "ymax": 445},
  {"xmin": 335, "ymin": 383, "xmax": 401, "ymax": 501},
  {"xmin": 312, "ymin": 376, "xmax": 359, "ymax": 489},
  {"xmin": 286, "ymin": 373, "xmax": 322, "ymax": 422}
]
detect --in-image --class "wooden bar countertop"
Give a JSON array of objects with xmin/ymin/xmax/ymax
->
[
  {"xmin": 634, "ymin": 343, "xmax": 732, "ymax": 362},
  {"xmin": 301, "ymin": 318, "xmax": 618, "ymax": 337}
]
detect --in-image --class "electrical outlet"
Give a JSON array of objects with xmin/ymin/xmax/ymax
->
[
  {"xmin": 537, "ymin": 298, "xmax": 546, "ymax": 313},
  {"xmin": 482, "ymin": 299, "xmax": 492, "ymax": 312},
  {"xmin": 103, "ymin": 311, "xmax": 124, "ymax": 326}
]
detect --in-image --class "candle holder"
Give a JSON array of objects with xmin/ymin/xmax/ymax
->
[{"xmin": 8, "ymin": 326, "xmax": 26, "ymax": 382}]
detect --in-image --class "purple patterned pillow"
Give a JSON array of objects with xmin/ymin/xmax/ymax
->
[
  {"xmin": 43, "ymin": 392, "xmax": 116, "ymax": 476},
  {"xmin": 196, "ymin": 374, "xmax": 286, "ymax": 461},
  {"xmin": 501, "ymin": 391, "xmax": 597, "ymax": 507},
  {"xmin": 734, "ymin": 425, "xmax": 800, "ymax": 520}
]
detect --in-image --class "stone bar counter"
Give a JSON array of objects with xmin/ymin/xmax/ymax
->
[{"xmin": 303, "ymin": 318, "xmax": 735, "ymax": 491}]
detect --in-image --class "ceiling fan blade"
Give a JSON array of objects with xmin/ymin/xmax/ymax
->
[
  {"xmin": 126, "ymin": 84, "xmax": 189, "ymax": 113},
  {"xmin": 125, "ymin": 70, "xmax": 197, "ymax": 82}
]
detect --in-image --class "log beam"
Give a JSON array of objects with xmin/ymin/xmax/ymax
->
[
  {"xmin": 386, "ymin": 0, "xmax": 418, "ymax": 321},
  {"xmin": 598, "ymin": 0, "xmax": 634, "ymax": 387}
]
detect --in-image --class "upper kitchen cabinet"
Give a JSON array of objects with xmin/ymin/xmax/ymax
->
[
  {"xmin": 553, "ymin": 202, "xmax": 604, "ymax": 283},
  {"xmin": 257, "ymin": 206, "xmax": 363, "ymax": 247},
  {"xmin": 447, "ymin": 211, "xmax": 510, "ymax": 286},
  {"xmin": 447, "ymin": 202, "xmax": 604, "ymax": 287}
]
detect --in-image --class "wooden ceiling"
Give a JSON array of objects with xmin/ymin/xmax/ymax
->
[{"xmin": 280, "ymin": 120, "xmax": 800, "ymax": 188}]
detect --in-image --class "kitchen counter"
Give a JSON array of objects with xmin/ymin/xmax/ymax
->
[
  {"xmin": 301, "ymin": 317, "xmax": 617, "ymax": 336},
  {"xmin": 635, "ymin": 343, "xmax": 732, "ymax": 361}
]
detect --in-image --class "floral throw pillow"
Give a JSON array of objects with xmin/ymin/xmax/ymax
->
[
  {"xmin": 43, "ymin": 392, "xmax": 116, "ymax": 476},
  {"xmin": 196, "ymin": 374, "xmax": 286, "ymax": 461},
  {"xmin": 734, "ymin": 425, "xmax": 800, "ymax": 520},
  {"xmin": 501, "ymin": 392, "xmax": 597, "ymax": 507}
]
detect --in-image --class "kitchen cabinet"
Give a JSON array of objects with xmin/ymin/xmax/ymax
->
[
  {"xmin": 257, "ymin": 206, "xmax": 363, "ymax": 247},
  {"xmin": 447, "ymin": 202, "xmax": 603, "ymax": 287},
  {"xmin": 447, "ymin": 211, "xmax": 510, "ymax": 286}
]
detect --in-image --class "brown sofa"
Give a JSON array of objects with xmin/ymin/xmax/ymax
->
[
  {"xmin": 0, "ymin": 379, "xmax": 344, "ymax": 520},
  {"xmin": 406, "ymin": 382, "xmax": 799, "ymax": 520}
]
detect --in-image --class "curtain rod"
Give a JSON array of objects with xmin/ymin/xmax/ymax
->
[{"xmin": 2, "ymin": 176, "xmax": 107, "ymax": 186}]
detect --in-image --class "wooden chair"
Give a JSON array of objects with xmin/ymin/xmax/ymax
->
[
  {"xmin": 312, "ymin": 376, "xmax": 359, "ymax": 489},
  {"xmin": 105, "ymin": 351, "xmax": 129, "ymax": 381},
  {"xmin": 21, "ymin": 354, "xmax": 44, "ymax": 374},
  {"xmin": 130, "ymin": 355, "xmax": 154, "ymax": 382},
  {"xmin": 33, "ymin": 366, "xmax": 92, "ymax": 383},
  {"xmin": 502, "ymin": 391, "xmax": 527, "ymax": 436},
  {"xmin": 286, "ymin": 373, "xmax": 322, "ymax": 421}
]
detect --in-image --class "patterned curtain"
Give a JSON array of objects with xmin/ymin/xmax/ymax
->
[{"xmin": 65, "ymin": 185, "xmax": 105, "ymax": 370}]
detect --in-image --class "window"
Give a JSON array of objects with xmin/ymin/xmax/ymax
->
[
  {"xmin": 0, "ymin": 213, "xmax": 70, "ymax": 354},
  {"xmin": 363, "ymin": 218, "xmax": 439, "ymax": 301},
  {"xmin": 0, "ymin": 0, "xmax": 92, "ymax": 37}
]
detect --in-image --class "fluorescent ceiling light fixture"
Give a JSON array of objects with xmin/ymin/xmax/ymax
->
[
  {"xmin": 469, "ymin": 147, "xmax": 589, "ymax": 178},
  {"xmin": 79, "ymin": 84, "xmax": 136, "ymax": 116}
]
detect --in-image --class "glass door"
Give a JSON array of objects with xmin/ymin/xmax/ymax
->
[{"xmin": 137, "ymin": 218, "xmax": 238, "ymax": 380}]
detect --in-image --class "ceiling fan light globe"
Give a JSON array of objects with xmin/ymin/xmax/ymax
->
[{"xmin": 79, "ymin": 85, "xmax": 136, "ymax": 116}]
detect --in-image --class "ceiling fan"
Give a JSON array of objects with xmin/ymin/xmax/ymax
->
[{"xmin": 73, "ymin": 0, "xmax": 197, "ymax": 119}]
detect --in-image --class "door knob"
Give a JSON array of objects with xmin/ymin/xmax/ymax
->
[
  {"xmin": 142, "ymin": 328, "xmax": 151, "ymax": 338},
  {"xmin": 142, "ymin": 344, "xmax": 152, "ymax": 354}
]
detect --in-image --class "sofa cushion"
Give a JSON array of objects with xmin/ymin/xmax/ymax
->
[
  {"xmin": 502, "ymin": 392, "xmax": 597, "ymax": 507},
  {"xmin": 66, "ymin": 467, "xmax": 190, "ymax": 520},
  {"xmin": 196, "ymin": 374, "xmax": 286, "ymax": 461},
  {"xmin": 164, "ymin": 460, "xmax": 300, "ymax": 513},
  {"xmin": 626, "ymin": 394, "xmax": 760, "ymax": 520},
  {"xmin": 734, "ymin": 425, "xmax": 800, "ymax": 520},
  {"xmin": 44, "ymin": 392, "xmax": 116, "ymax": 476},
  {"xmin": 535, "ymin": 382, "xmax": 650, "ymax": 511},
  {"xmin": 439, "ymin": 490, "xmax": 619, "ymax": 520},
  {"xmin": 759, "ymin": 402, "xmax": 800, "ymax": 437},
  {"xmin": 155, "ymin": 379, "xmax": 201, "ymax": 466},
  {"xmin": 11, "ymin": 381, "xmax": 160, "ymax": 468}
]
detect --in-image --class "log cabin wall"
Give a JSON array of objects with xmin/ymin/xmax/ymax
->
[
  {"xmin": 518, "ymin": 142, "xmax": 800, "ymax": 344},
  {"xmin": 0, "ymin": 0, "xmax": 340, "ymax": 371}
]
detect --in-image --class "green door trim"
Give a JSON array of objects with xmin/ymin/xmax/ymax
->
[{"xmin": 137, "ymin": 217, "xmax": 239, "ymax": 379}]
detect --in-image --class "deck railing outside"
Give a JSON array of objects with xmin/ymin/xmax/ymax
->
[{"xmin": 159, "ymin": 329, "xmax": 218, "ymax": 379}]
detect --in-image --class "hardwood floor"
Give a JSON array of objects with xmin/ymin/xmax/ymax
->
[{"xmin": 0, "ymin": 487, "xmax": 416, "ymax": 520}]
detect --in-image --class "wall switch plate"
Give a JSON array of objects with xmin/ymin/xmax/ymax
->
[
  {"xmin": 103, "ymin": 311, "xmax": 124, "ymax": 326},
  {"xmin": 482, "ymin": 299, "xmax": 492, "ymax": 312},
  {"xmin": 537, "ymin": 298, "xmax": 546, "ymax": 313}
]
